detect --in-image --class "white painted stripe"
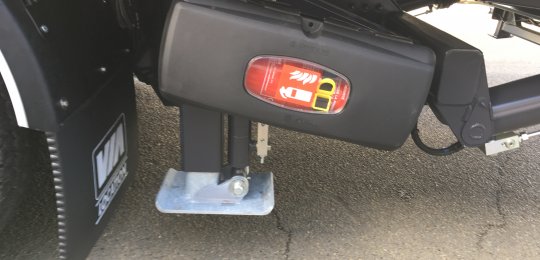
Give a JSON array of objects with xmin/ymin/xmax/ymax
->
[{"xmin": 0, "ymin": 49, "xmax": 29, "ymax": 128}]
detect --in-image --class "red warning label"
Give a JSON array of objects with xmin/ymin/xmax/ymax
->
[
  {"xmin": 244, "ymin": 56, "xmax": 351, "ymax": 114},
  {"xmin": 274, "ymin": 64, "xmax": 321, "ymax": 107}
]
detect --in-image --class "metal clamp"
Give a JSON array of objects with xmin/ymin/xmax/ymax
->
[
  {"xmin": 256, "ymin": 123, "xmax": 271, "ymax": 163},
  {"xmin": 484, "ymin": 130, "xmax": 540, "ymax": 155}
]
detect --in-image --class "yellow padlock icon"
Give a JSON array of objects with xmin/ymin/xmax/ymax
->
[{"xmin": 317, "ymin": 78, "xmax": 336, "ymax": 96}]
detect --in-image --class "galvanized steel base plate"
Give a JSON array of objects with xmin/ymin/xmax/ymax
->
[{"xmin": 156, "ymin": 169, "xmax": 274, "ymax": 215}]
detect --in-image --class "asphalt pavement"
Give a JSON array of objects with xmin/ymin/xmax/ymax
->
[{"xmin": 2, "ymin": 4, "xmax": 540, "ymax": 260}]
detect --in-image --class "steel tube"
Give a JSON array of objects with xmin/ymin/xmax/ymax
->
[{"xmin": 491, "ymin": 74, "xmax": 540, "ymax": 133}]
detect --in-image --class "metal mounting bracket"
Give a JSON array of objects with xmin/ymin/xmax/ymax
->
[{"xmin": 156, "ymin": 169, "xmax": 274, "ymax": 215}]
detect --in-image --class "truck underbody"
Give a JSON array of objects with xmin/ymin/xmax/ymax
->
[{"xmin": 1, "ymin": 0, "xmax": 539, "ymax": 258}]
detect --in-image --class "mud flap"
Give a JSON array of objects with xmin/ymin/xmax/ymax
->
[{"xmin": 45, "ymin": 71, "xmax": 138, "ymax": 259}]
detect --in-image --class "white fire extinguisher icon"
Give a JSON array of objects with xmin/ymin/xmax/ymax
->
[{"xmin": 279, "ymin": 86, "xmax": 313, "ymax": 102}]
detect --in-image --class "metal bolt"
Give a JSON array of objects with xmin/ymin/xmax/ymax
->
[
  {"xmin": 504, "ymin": 139, "xmax": 516, "ymax": 149},
  {"xmin": 232, "ymin": 181, "xmax": 245, "ymax": 196},
  {"xmin": 40, "ymin": 25, "xmax": 49, "ymax": 33},
  {"xmin": 58, "ymin": 98, "xmax": 69, "ymax": 110},
  {"xmin": 229, "ymin": 177, "xmax": 249, "ymax": 197}
]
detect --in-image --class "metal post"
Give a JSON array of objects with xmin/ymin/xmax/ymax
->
[
  {"xmin": 180, "ymin": 105, "xmax": 222, "ymax": 172},
  {"xmin": 228, "ymin": 115, "xmax": 250, "ymax": 169},
  {"xmin": 492, "ymin": 9, "xmax": 512, "ymax": 39},
  {"xmin": 493, "ymin": 19, "xmax": 512, "ymax": 39}
]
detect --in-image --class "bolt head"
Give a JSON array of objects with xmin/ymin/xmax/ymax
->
[
  {"xmin": 40, "ymin": 25, "xmax": 49, "ymax": 33},
  {"xmin": 504, "ymin": 139, "xmax": 517, "ymax": 149},
  {"xmin": 58, "ymin": 98, "xmax": 69, "ymax": 110},
  {"xmin": 229, "ymin": 177, "xmax": 249, "ymax": 197},
  {"xmin": 232, "ymin": 182, "xmax": 244, "ymax": 195},
  {"xmin": 469, "ymin": 123, "xmax": 486, "ymax": 140}
]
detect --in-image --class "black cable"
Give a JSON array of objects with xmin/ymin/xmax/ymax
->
[{"xmin": 411, "ymin": 125, "xmax": 464, "ymax": 156}]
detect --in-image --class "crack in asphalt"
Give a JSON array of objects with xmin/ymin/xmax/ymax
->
[
  {"xmin": 273, "ymin": 210, "xmax": 292, "ymax": 260},
  {"xmin": 329, "ymin": 194, "xmax": 361, "ymax": 225},
  {"xmin": 476, "ymin": 161, "xmax": 508, "ymax": 251},
  {"xmin": 303, "ymin": 184, "xmax": 360, "ymax": 225}
]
